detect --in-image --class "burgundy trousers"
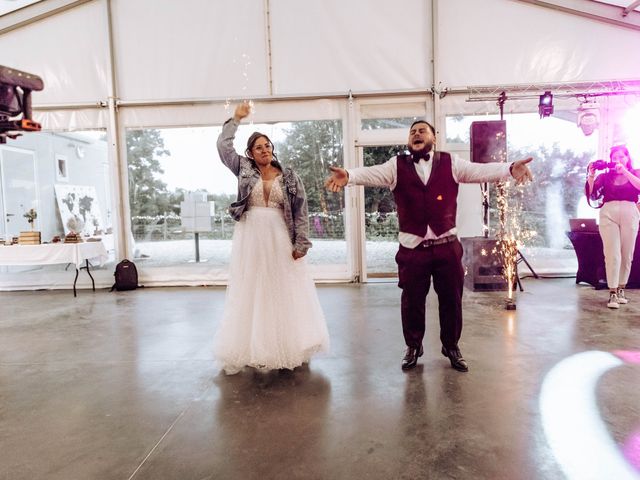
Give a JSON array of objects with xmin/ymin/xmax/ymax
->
[{"xmin": 395, "ymin": 239, "xmax": 465, "ymax": 350}]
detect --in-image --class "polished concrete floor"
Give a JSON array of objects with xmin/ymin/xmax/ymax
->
[{"xmin": 1, "ymin": 279, "xmax": 639, "ymax": 480}]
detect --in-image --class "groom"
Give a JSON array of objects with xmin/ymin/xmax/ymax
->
[{"xmin": 325, "ymin": 120, "xmax": 533, "ymax": 372}]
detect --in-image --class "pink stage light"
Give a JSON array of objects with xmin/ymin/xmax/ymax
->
[
  {"xmin": 614, "ymin": 350, "xmax": 640, "ymax": 364},
  {"xmin": 621, "ymin": 103, "xmax": 640, "ymax": 166},
  {"xmin": 624, "ymin": 431, "xmax": 640, "ymax": 473}
]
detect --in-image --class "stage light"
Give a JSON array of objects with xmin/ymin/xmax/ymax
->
[
  {"xmin": 577, "ymin": 102, "xmax": 600, "ymax": 136},
  {"xmin": 539, "ymin": 91, "xmax": 554, "ymax": 118},
  {"xmin": 0, "ymin": 65, "xmax": 43, "ymax": 143}
]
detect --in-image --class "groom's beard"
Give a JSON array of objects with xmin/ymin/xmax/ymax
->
[{"xmin": 408, "ymin": 141, "xmax": 433, "ymax": 159}]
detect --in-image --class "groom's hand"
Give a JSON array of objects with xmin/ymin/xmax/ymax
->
[
  {"xmin": 510, "ymin": 157, "xmax": 534, "ymax": 185},
  {"xmin": 325, "ymin": 166, "xmax": 349, "ymax": 192}
]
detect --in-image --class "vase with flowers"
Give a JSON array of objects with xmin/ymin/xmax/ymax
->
[{"xmin": 23, "ymin": 208, "xmax": 37, "ymax": 230}]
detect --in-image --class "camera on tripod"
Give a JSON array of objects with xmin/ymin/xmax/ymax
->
[
  {"xmin": 591, "ymin": 159, "xmax": 616, "ymax": 170},
  {"xmin": 0, "ymin": 65, "xmax": 44, "ymax": 144}
]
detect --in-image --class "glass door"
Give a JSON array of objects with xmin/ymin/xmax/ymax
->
[
  {"xmin": 362, "ymin": 145, "xmax": 405, "ymax": 278},
  {"xmin": 0, "ymin": 147, "xmax": 38, "ymax": 240}
]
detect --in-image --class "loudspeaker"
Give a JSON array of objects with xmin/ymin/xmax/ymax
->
[
  {"xmin": 460, "ymin": 237, "xmax": 508, "ymax": 291},
  {"xmin": 470, "ymin": 120, "xmax": 507, "ymax": 163}
]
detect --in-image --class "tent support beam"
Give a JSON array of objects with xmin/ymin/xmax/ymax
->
[
  {"xmin": 0, "ymin": 0, "xmax": 95, "ymax": 35},
  {"xmin": 264, "ymin": 0, "xmax": 274, "ymax": 96},
  {"xmin": 514, "ymin": 0, "xmax": 640, "ymax": 31},
  {"xmin": 104, "ymin": 0, "xmax": 129, "ymax": 260},
  {"xmin": 623, "ymin": 1, "xmax": 640, "ymax": 17}
]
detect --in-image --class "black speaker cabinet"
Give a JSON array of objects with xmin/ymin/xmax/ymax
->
[
  {"xmin": 470, "ymin": 120, "xmax": 507, "ymax": 164},
  {"xmin": 460, "ymin": 236, "xmax": 508, "ymax": 291}
]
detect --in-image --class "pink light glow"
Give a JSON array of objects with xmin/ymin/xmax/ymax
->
[
  {"xmin": 623, "ymin": 430, "xmax": 640, "ymax": 472},
  {"xmin": 616, "ymin": 350, "xmax": 640, "ymax": 472},
  {"xmin": 621, "ymin": 104, "xmax": 640, "ymax": 167},
  {"xmin": 613, "ymin": 350, "xmax": 640, "ymax": 364}
]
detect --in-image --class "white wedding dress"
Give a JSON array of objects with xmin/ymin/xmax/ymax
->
[{"xmin": 214, "ymin": 177, "xmax": 329, "ymax": 374}]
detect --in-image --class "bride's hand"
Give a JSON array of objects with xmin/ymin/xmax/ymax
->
[{"xmin": 233, "ymin": 101, "xmax": 251, "ymax": 122}]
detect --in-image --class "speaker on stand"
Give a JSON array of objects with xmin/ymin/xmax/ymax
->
[{"xmin": 466, "ymin": 118, "xmax": 538, "ymax": 292}]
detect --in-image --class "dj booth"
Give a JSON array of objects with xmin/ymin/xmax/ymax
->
[{"xmin": 566, "ymin": 231, "xmax": 640, "ymax": 289}]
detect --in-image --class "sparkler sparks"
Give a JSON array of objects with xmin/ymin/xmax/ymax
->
[
  {"xmin": 225, "ymin": 53, "xmax": 255, "ymax": 122},
  {"xmin": 494, "ymin": 178, "xmax": 536, "ymax": 305}
]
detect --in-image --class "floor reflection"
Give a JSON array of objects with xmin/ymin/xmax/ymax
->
[
  {"xmin": 213, "ymin": 365, "xmax": 331, "ymax": 479},
  {"xmin": 540, "ymin": 351, "xmax": 640, "ymax": 480}
]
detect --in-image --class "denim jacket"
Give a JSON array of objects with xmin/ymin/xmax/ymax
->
[{"xmin": 217, "ymin": 118, "xmax": 312, "ymax": 256}]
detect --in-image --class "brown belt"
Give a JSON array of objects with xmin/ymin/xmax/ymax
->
[{"xmin": 417, "ymin": 235, "xmax": 457, "ymax": 249}]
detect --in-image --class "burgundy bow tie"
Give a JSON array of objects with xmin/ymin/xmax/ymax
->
[{"xmin": 412, "ymin": 152, "xmax": 430, "ymax": 163}]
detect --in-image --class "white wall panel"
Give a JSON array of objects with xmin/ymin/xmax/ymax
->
[
  {"xmin": 270, "ymin": 0, "xmax": 432, "ymax": 95},
  {"xmin": 0, "ymin": 0, "xmax": 109, "ymax": 104},
  {"xmin": 439, "ymin": 0, "xmax": 640, "ymax": 87},
  {"xmin": 119, "ymin": 98, "xmax": 342, "ymax": 129},
  {"xmin": 35, "ymin": 108, "xmax": 107, "ymax": 131},
  {"xmin": 112, "ymin": 0, "xmax": 269, "ymax": 101}
]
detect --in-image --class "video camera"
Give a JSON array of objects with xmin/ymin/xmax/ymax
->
[
  {"xmin": 0, "ymin": 65, "xmax": 44, "ymax": 144},
  {"xmin": 591, "ymin": 159, "xmax": 616, "ymax": 170}
]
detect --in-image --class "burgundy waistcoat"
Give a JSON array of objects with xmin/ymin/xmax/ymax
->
[{"xmin": 393, "ymin": 152, "xmax": 459, "ymax": 237}]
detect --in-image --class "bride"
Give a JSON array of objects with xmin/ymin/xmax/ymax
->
[{"xmin": 213, "ymin": 102, "xmax": 329, "ymax": 374}]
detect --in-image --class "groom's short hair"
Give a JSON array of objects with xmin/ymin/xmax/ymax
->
[{"xmin": 410, "ymin": 120, "xmax": 435, "ymax": 136}]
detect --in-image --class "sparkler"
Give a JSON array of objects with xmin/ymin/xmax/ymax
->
[
  {"xmin": 479, "ymin": 123, "xmax": 535, "ymax": 309},
  {"xmin": 494, "ymin": 177, "xmax": 536, "ymax": 309}
]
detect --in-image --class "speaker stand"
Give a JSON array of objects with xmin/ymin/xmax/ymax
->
[
  {"xmin": 514, "ymin": 249, "xmax": 539, "ymax": 292},
  {"xmin": 481, "ymin": 182, "xmax": 489, "ymax": 238}
]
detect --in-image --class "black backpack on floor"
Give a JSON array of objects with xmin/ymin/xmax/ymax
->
[{"xmin": 110, "ymin": 259, "xmax": 139, "ymax": 291}]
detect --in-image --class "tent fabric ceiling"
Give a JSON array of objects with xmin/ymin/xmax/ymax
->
[
  {"xmin": 0, "ymin": 0, "xmax": 108, "ymax": 105},
  {"xmin": 0, "ymin": 0, "xmax": 638, "ymax": 128},
  {"xmin": 112, "ymin": 0, "xmax": 432, "ymax": 102},
  {"xmin": 440, "ymin": 0, "xmax": 640, "ymax": 87},
  {"xmin": 268, "ymin": 0, "xmax": 431, "ymax": 96},
  {"xmin": 0, "ymin": 0, "xmax": 42, "ymax": 17},
  {"xmin": 112, "ymin": 0, "xmax": 270, "ymax": 101},
  {"xmin": 585, "ymin": 0, "xmax": 640, "ymax": 13}
]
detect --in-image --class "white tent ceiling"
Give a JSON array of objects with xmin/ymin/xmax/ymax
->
[
  {"xmin": 0, "ymin": 0, "xmax": 638, "ymax": 124},
  {"xmin": 0, "ymin": 0, "xmax": 637, "ymax": 103},
  {"xmin": 440, "ymin": 0, "xmax": 640, "ymax": 87}
]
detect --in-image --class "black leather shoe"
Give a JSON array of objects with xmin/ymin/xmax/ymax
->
[
  {"xmin": 441, "ymin": 346, "xmax": 468, "ymax": 372},
  {"xmin": 401, "ymin": 345, "xmax": 424, "ymax": 370}
]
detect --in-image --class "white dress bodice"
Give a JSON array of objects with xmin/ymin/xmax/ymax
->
[{"xmin": 248, "ymin": 177, "xmax": 284, "ymax": 209}]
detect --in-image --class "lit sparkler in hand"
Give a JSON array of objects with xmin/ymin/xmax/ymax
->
[{"xmin": 224, "ymin": 53, "xmax": 254, "ymax": 119}]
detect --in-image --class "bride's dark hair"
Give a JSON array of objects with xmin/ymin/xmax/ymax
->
[{"xmin": 245, "ymin": 132, "xmax": 279, "ymax": 163}]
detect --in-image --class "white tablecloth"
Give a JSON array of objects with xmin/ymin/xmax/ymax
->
[{"xmin": 0, "ymin": 242, "xmax": 108, "ymax": 267}]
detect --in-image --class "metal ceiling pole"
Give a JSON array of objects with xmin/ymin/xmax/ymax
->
[
  {"xmin": 623, "ymin": 0, "xmax": 640, "ymax": 17},
  {"xmin": 431, "ymin": 0, "xmax": 440, "ymax": 134},
  {"xmin": 264, "ymin": 0, "xmax": 274, "ymax": 96},
  {"xmin": 104, "ymin": 0, "xmax": 129, "ymax": 259},
  {"xmin": 513, "ymin": 0, "xmax": 640, "ymax": 31}
]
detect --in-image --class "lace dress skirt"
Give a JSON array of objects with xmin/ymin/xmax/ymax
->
[{"xmin": 214, "ymin": 192, "xmax": 329, "ymax": 374}]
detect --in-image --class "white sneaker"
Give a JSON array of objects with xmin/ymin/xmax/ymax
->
[
  {"xmin": 607, "ymin": 293, "xmax": 620, "ymax": 309},
  {"xmin": 617, "ymin": 289, "xmax": 629, "ymax": 304}
]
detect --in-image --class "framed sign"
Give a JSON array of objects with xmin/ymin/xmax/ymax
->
[
  {"xmin": 54, "ymin": 184, "xmax": 104, "ymax": 235},
  {"xmin": 55, "ymin": 154, "xmax": 68, "ymax": 182}
]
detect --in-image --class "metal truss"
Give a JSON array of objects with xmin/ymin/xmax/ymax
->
[{"xmin": 466, "ymin": 79, "xmax": 640, "ymax": 102}]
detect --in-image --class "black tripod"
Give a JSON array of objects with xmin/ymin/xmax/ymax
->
[{"xmin": 514, "ymin": 249, "xmax": 539, "ymax": 291}]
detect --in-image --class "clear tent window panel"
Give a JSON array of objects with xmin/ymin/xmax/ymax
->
[
  {"xmin": 125, "ymin": 120, "xmax": 346, "ymax": 269},
  {"xmin": 446, "ymin": 112, "xmax": 598, "ymax": 275}
]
